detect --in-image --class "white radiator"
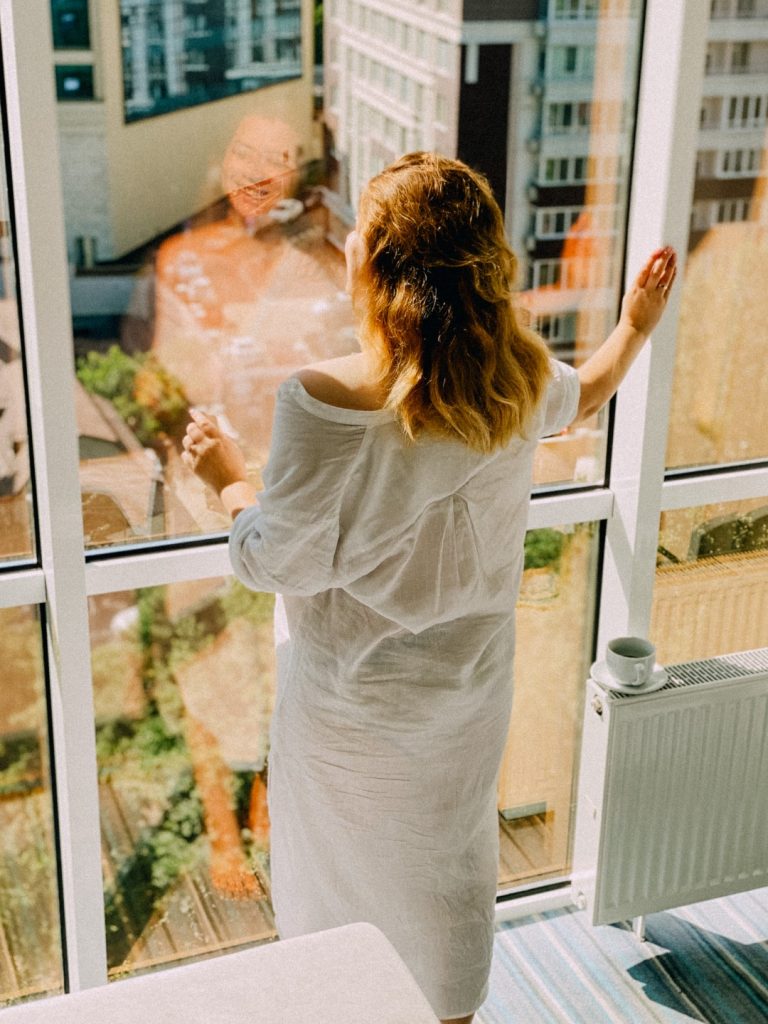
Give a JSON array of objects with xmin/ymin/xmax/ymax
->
[{"xmin": 571, "ymin": 648, "xmax": 768, "ymax": 926}]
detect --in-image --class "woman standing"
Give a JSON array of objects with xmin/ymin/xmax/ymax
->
[{"xmin": 183, "ymin": 152, "xmax": 676, "ymax": 1023}]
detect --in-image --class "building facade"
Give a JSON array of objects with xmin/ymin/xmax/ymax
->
[
  {"xmin": 324, "ymin": 0, "xmax": 768, "ymax": 365},
  {"xmin": 322, "ymin": 0, "xmax": 640, "ymax": 364}
]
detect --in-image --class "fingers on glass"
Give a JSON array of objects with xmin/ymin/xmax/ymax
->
[{"xmin": 638, "ymin": 247, "xmax": 666, "ymax": 287}]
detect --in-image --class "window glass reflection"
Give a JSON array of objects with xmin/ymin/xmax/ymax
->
[
  {"xmin": 653, "ymin": 497, "xmax": 768, "ymax": 663},
  {"xmin": 89, "ymin": 580, "xmax": 276, "ymax": 976},
  {"xmin": 499, "ymin": 522, "xmax": 598, "ymax": 889},
  {"xmin": 57, "ymin": 1, "xmax": 643, "ymax": 549},
  {"xmin": 0, "ymin": 607, "xmax": 63, "ymax": 1005},
  {"xmin": 667, "ymin": 2, "xmax": 768, "ymax": 469},
  {"xmin": 0, "ymin": 103, "xmax": 34, "ymax": 561},
  {"xmin": 120, "ymin": 0, "xmax": 302, "ymax": 121},
  {"xmin": 88, "ymin": 548, "xmax": 597, "ymax": 968}
]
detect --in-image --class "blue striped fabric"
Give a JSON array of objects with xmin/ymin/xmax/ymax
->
[{"xmin": 478, "ymin": 887, "xmax": 768, "ymax": 1023}]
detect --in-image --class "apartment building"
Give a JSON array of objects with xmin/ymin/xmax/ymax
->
[
  {"xmin": 323, "ymin": 0, "xmax": 640, "ymax": 364},
  {"xmin": 692, "ymin": 0, "xmax": 768, "ymax": 244}
]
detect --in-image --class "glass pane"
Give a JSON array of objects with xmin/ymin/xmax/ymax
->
[
  {"xmin": 652, "ymin": 496, "xmax": 768, "ymax": 663},
  {"xmin": 0, "ymin": 606, "xmax": 63, "ymax": 1005},
  {"xmin": 667, "ymin": 3, "xmax": 768, "ymax": 470},
  {"xmin": 523, "ymin": 0, "xmax": 642, "ymax": 488},
  {"xmin": 57, "ymin": 1, "xmax": 642, "ymax": 550},
  {"xmin": 498, "ymin": 521, "xmax": 599, "ymax": 890},
  {"xmin": 89, "ymin": 537, "xmax": 598, "ymax": 972},
  {"xmin": 89, "ymin": 580, "xmax": 276, "ymax": 977},
  {"xmin": 50, "ymin": 2, "xmax": 90, "ymax": 50},
  {"xmin": 0, "ymin": 99, "xmax": 34, "ymax": 561}
]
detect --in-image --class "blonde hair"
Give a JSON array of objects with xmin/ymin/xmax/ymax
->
[{"xmin": 356, "ymin": 152, "xmax": 551, "ymax": 453}]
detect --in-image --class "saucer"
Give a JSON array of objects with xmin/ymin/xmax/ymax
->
[{"xmin": 590, "ymin": 660, "xmax": 669, "ymax": 694}]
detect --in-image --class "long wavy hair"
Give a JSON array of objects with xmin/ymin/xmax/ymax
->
[{"xmin": 355, "ymin": 152, "xmax": 551, "ymax": 453}]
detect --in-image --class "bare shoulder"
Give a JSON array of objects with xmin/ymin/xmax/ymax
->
[{"xmin": 292, "ymin": 355, "xmax": 386, "ymax": 411}]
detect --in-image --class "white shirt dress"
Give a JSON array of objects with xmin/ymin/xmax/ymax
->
[{"xmin": 229, "ymin": 358, "xmax": 580, "ymax": 1020}]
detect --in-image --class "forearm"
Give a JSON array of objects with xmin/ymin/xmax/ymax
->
[
  {"xmin": 219, "ymin": 480, "xmax": 259, "ymax": 520},
  {"xmin": 573, "ymin": 246, "xmax": 676, "ymax": 423},
  {"xmin": 575, "ymin": 318, "xmax": 648, "ymax": 421}
]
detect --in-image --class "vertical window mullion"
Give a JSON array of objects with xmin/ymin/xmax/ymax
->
[
  {"xmin": 1, "ymin": 0, "xmax": 107, "ymax": 991},
  {"xmin": 597, "ymin": 0, "xmax": 710, "ymax": 650}
]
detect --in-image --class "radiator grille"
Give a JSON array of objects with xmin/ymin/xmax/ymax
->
[{"xmin": 607, "ymin": 647, "xmax": 768, "ymax": 700}]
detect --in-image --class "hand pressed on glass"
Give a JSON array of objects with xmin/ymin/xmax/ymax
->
[
  {"xmin": 620, "ymin": 246, "xmax": 677, "ymax": 337},
  {"xmin": 182, "ymin": 410, "xmax": 256, "ymax": 518},
  {"xmin": 574, "ymin": 246, "xmax": 678, "ymax": 422}
]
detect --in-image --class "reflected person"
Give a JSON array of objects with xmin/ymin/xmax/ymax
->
[{"xmin": 182, "ymin": 153, "xmax": 676, "ymax": 1024}]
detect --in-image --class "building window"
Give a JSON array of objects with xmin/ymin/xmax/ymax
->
[
  {"xmin": 547, "ymin": 101, "xmax": 591, "ymax": 133},
  {"xmin": 55, "ymin": 63, "xmax": 94, "ymax": 101},
  {"xmin": 726, "ymin": 94, "xmax": 767, "ymax": 128},
  {"xmin": 536, "ymin": 205, "xmax": 618, "ymax": 238},
  {"xmin": 50, "ymin": 0, "xmax": 90, "ymax": 49},
  {"xmin": 552, "ymin": 0, "xmax": 600, "ymax": 19},
  {"xmin": 541, "ymin": 155, "xmax": 588, "ymax": 184},
  {"xmin": 720, "ymin": 147, "xmax": 762, "ymax": 175}
]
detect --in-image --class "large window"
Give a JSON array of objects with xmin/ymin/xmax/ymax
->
[
  {"xmin": 2, "ymin": 0, "xmax": 767, "ymax": 1007},
  {"xmin": 667, "ymin": 3, "xmax": 768, "ymax": 470},
  {"xmin": 58, "ymin": 0, "xmax": 643, "ymax": 552}
]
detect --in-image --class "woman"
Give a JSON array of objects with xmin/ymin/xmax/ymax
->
[{"xmin": 182, "ymin": 152, "xmax": 676, "ymax": 1023}]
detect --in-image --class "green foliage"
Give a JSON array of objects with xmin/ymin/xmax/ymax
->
[
  {"xmin": 76, "ymin": 344, "xmax": 188, "ymax": 447},
  {"xmin": 219, "ymin": 580, "xmax": 274, "ymax": 626},
  {"xmin": 524, "ymin": 528, "xmax": 565, "ymax": 571},
  {"xmin": 95, "ymin": 712, "xmax": 187, "ymax": 781},
  {"xmin": 314, "ymin": 1, "xmax": 324, "ymax": 64},
  {"xmin": 0, "ymin": 737, "xmax": 41, "ymax": 796},
  {"xmin": 141, "ymin": 780, "xmax": 204, "ymax": 890}
]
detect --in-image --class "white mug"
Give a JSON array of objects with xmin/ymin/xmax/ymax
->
[{"xmin": 606, "ymin": 636, "xmax": 656, "ymax": 686}]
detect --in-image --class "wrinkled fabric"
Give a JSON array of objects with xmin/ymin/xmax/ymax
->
[{"xmin": 229, "ymin": 358, "xmax": 580, "ymax": 1019}]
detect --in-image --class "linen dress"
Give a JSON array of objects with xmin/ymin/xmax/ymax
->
[{"xmin": 229, "ymin": 358, "xmax": 580, "ymax": 1020}]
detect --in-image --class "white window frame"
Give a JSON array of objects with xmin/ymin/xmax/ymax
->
[{"xmin": 3, "ymin": 0, "xmax": 768, "ymax": 988}]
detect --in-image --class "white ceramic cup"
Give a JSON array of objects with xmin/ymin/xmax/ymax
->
[{"xmin": 606, "ymin": 636, "xmax": 656, "ymax": 686}]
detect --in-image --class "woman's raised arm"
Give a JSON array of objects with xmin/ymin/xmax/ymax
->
[{"xmin": 574, "ymin": 246, "xmax": 677, "ymax": 422}]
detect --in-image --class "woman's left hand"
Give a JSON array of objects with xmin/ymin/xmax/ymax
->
[{"xmin": 181, "ymin": 410, "xmax": 248, "ymax": 494}]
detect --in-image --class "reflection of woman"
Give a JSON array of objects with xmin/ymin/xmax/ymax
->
[
  {"xmin": 152, "ymin": 114, "xmax": 354, "ymax": 472},
  {"xmin": 183, "ymin": 153, "xmax": 675, "ymax": 1024}
]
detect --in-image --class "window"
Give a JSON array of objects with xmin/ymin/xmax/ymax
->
[
  {"xmin": 50, "ymin": 0, "xmax": 90, "ymax": 49},
  {"xmin": 653, "ymin": 498, "xmax": 768, "ymax": 663},
  {"xmin": 547, "ymin": 101, "xmax": 591, "ymax": 133},
  {"xmin": 54, "ymin": 64, "xmax": 94, "ymax": 101},
  {"xmin": 0, "ymin": 126, "xmax": 33, "ymax": 562},
  {"xmin": 88, "ymin": 579, "xmax": 276, "ymax": 975},
  {"xmin": 499, "ymin": 523, "xmax": 599, "ymax": 886},
  {"xmin": 667, "ymin": 6, "xmax": 768, "ymax": 469},
  {"xmin": 553, "ymin": 0, "xmax": 599, "ymax": 19},
  {"xmin": 720, "ymin": 147, "xmax": 762, "ymax": 175},
  {"xmin": 541, "ymin": 155, "xmax": 588, "ymax": 184},
  {"xmin": 536, "ymin": 205, "xmax": 618, "ymax": 238},
  {"xmin": 0, "ymin": 607, "xmax": 63, "ymax": 1002},
  {"xmin": 17, "ymin": 0, "xmax": 768, "ymax": 1008},
  {"xmin": 726, "ymin": 93, "xmax": 766, "ymax": 128}
]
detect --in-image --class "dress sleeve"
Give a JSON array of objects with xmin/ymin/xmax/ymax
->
[
  {"xmin": 228, "ymin": 384, "xmax": 366, "ymax": 596},
  {"xmin": 536, "ymin": 358, "xmax": 581, "ymax": 438}
]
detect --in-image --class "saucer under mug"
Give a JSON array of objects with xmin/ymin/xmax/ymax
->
[{"xmin": 590, "ymin": 660, "xmax": 669, "ymax": 694}]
